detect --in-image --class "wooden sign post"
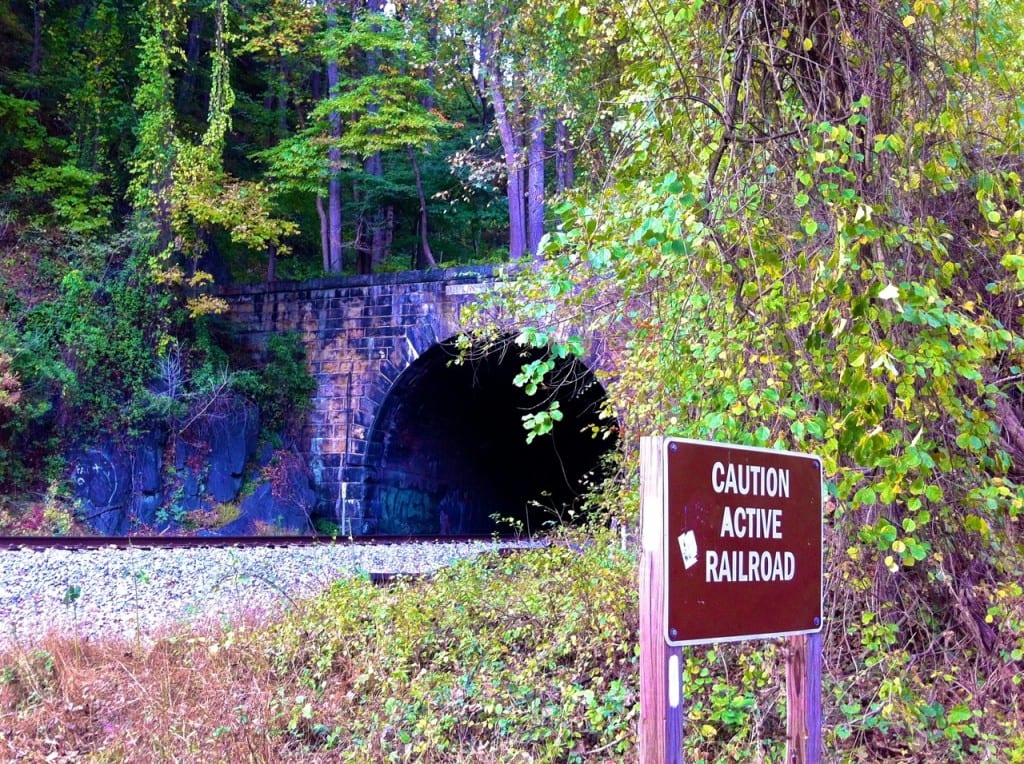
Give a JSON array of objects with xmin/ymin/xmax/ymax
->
[
  {"xmin": 640, "ymin": 436, "xmax": 824, "ymax": 763},
  {"xmin": 639, "ymin": 437, "xmax": 684, "ymax": 763},
  {"xmin": 786, "ymin": 631, "xmax": 823, "ymax": 762}
]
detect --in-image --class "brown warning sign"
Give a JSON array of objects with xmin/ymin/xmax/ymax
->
[{"xmin": 664, "ymin": 438, "xmax": 823, "ymax": 646}]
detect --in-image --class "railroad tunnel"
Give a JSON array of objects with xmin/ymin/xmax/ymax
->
[{"xmin": 362, "ymin": 339, "xmax": 616, "ymax": 535}]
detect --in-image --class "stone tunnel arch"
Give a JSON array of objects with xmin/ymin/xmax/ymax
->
[
  {"xmin": 357, "ymin": 338, "xmax": 616, "ymax": 536},
  {"xmin": 218, "ymin": 266, "xmax": 619, "ymax": 536}
]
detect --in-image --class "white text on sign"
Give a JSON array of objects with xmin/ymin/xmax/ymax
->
[
  {"xmin": 719, "ymin": 506, "xmax": 782, "ymax": 539},
  {"xmin": 711, "ymin": 461, "xmax": 791, "ymax": 498},
  {"xmin": 706, "ymin": 550, "xmax": 796, "ymax": 582},
  {"xmin": 704, "ymin": 461, "xmax": 794, "ymax": 583}
]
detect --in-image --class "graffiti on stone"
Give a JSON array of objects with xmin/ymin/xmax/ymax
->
[{"xmin": 373, "ymin": 485, "xmax": 438, "ymax": 535}]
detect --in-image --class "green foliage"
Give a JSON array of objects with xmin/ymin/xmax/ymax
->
[
  {"xmin": 128, "ymin": 0, "xmax": 182, "ymax": 216},
  {"xmin": 317, "ymin": 7, "xmax": 447, "ymax": 158},
  {"xmin": 0, "ymin": 318, "xmax": 68, "ymax": 491},
  {"xmin": 10, "ymin": 227, "xmax": 175, "ymax": 436},
  {"xmin": 0, "ymin": 533, "xmax": 639, "ymax": 760},
  {"xmin": 1, "ymin": 224, "xmax": 172, "ymax": 488},
  {"xmin": 0, "ymin": 649, "xmax": 58, "ymax": 711},
  {"xmin": 167, "ymin": 0, "xmax": 298, "ymax": 275},
  {"xmin": 1, "ymin": 1, "xmax": 1023, "ymax": 756},
  {"xmin": 13, "ymin": 159, "xmax": 113, "ymax": 235},
  {"xmin": 230, "ymin": 331, "xmax": 316, "ymax": 437},
  {"xmin": 521, "ymin": 401, "xmax": 563, "ymax": 444},
  {"xmin": 0, "ymin": 91, "xmax": 47, "ymax": 179},
  {"xmin": 682, "ymin": 645, "xmax": 785, "ymax": 760},
  {"xmin": 2, "ymin": 0, "xmax": 527, "ymax": 282},
  {"xmin": 464, "ymin": 1, "xmax": 1024, "ymax": 760},
  {"xmin": 260, "ymin": 530, "xmax": 638, "ymax": 761}
]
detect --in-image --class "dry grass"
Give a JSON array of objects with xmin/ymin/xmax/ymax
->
[{"xmin": 0, "ymin": 619, "xmax": 300, "ymax": 763}]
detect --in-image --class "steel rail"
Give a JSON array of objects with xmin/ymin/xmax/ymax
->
[{"xmin": 0, "ymin": 533, "xmax": 525, "ymax": 552}]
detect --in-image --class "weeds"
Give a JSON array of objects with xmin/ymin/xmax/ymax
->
[
  {"xmin": 0, "ymin": 528, "xmax": 1021, "ymax": 761},
  {"xmin": 0, "ymin": 531, "xmax": 637, "ymax": 762}
]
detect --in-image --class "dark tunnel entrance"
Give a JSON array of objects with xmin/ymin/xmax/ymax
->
[{"xmin": 362, "ymin": 340, "xmax": 616, "ymax": 536}]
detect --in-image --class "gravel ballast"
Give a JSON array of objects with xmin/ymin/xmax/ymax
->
[{"xmin": 0, "ymin": 541, "xmax": 516, "ymax": 648}]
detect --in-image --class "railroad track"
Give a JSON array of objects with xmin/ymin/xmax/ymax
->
[{"xmin": 0, "ymin": 533, "xmax": 520, "ymax": 552}]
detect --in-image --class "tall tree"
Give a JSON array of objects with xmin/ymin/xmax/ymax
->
[
  {"xmin": 479, "ymin": 27, "xmax": 528, "ymax": 259},
  {"xmin": 526, "ymin": 110, "xmax": 545, "ymax": 255},
  {"xmin": 133, "ymin": 0, "xmax": 295, "ymax": 303},
  {"xmin": 318, "ymin": 1, "xmax": 447, "ymax": 270},
  {"xmin": 434, "ymin": 0, "xmax": 617, "ymax": 259},
  {"xmin": 324, "ymin": 0, "xmax": 345, "ymax": 272},
  {"xmin": 128, "ymin": 0, "xmax": 183, "ymax": 247}
]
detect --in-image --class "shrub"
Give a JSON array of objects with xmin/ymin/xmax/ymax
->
[{"xmin": 231, "ymin": 332, "xmax": 317, "ymax": 438}]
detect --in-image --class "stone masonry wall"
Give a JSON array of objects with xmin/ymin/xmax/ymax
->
[{"xmin": 218, "ymin": 266, "xmax": 498, "ymax": 533}]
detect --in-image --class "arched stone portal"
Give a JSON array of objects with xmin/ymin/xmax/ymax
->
[
  {"xmin": 361, "ymin": 339, "xmax": 615, "ymax": 536},
  {"xmin": 219, "ymin": 267, "xmax": 617, "ymax": 537}
]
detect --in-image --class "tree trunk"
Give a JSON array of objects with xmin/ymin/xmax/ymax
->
[
  {"xmin": 316, "ymin": 194, "xmax": 329, "ymax": 272},
  {"xmin": 275, "ymin": 71, "xmax": 289, "ymax": 140},
  {"xmin": 267, "ymin": 242, "xmax": 277, "ymax": 283},
  {"xmin": 500, "ymin": 110, "xmax": 526, "ymax": 260},
  {"xmin": 474, "ymin": 36, "xmax": 494, "ymax": 127},
  {"xmin": 326, "ymin": 119, "xmax": 344, "ymax": 273},
  {"xmin": 364, "ymin": 0, "xmax": 390, "ymax": 271},
  {"xmin": 177, "ymin": 13, "xmax": 204, "ymax": 114},
  {"xmin": 264, "ymin": 61, "xmax": 291, "ymax": 144},
  {"xmin": 424, "ymin": 12, "xmax": 437, "ymax": 112},
  {"xmin": 555, "ymin": 119, "xmax": 575, "ymax": 192},
  {"xmin": 30, "ymin": 0, "xmax": 44, "ymax": 84},
  {"xmin": 367, "ymin": 209, "xmax": 387, "ymax": 272},
  {"xmin": 355, "ymin": 216, "xmax": 370, "ymax": 274},
  {"xmin": 408, "ymin": 147, "xmax": 437, "ymax": 268},
  {"xmin": 527, "ymin": 110, "xmax": 545, "ymax": 256},
  {"xmin": 384, "ymin": 204, "xmax": 394, "ymax": 262},
  {"xmin": 363, "ymin": 152, "xmax": 387, "ymax": 270},
  {"xmin": 325, "ymin": 0, "xmax": 344, "ymax": 272},
  {"xmin": 483, "ymin": 33, "xmax": 526, "ymax": 260}
]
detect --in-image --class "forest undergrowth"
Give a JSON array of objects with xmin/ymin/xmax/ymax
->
[{"xmin": 0, "ymin": 524, "xmax": 1021, "ymax": 762}]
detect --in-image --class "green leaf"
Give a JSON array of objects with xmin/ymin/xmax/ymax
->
[
  {"xmin": 947, "ymin": 705, "xmax": 973, "ymax": 724},
  {"xmin": 854, "ymin": 486, "xmax": 877, "ymax": 506}
]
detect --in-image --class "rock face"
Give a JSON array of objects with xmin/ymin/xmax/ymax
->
[
  {"xmin": 69, "ymin": 399, "xmax": 316, "ymax": 536},
  {"xmin": 69, "ymin": 424, "xmax": 168, "ymax": 535},
  {"xmin": 70, "ymin": 443, "xmax": 138, "ymax": 535},
  {"xmin": 174, "ymin": 400, "xmax": 262, "ymax": 510},
  {"xmin": 219, "ymin": 462, "xmax": 317, "ymax": 535}
]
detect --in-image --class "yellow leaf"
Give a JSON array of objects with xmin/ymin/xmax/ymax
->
[
  {"xmin": 903, "ymin": 14, "xmax": 916, "ymax": 27},
  {"xmin": 803, "ymin": 37, "xmax": 813, "ymax": 51}
]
